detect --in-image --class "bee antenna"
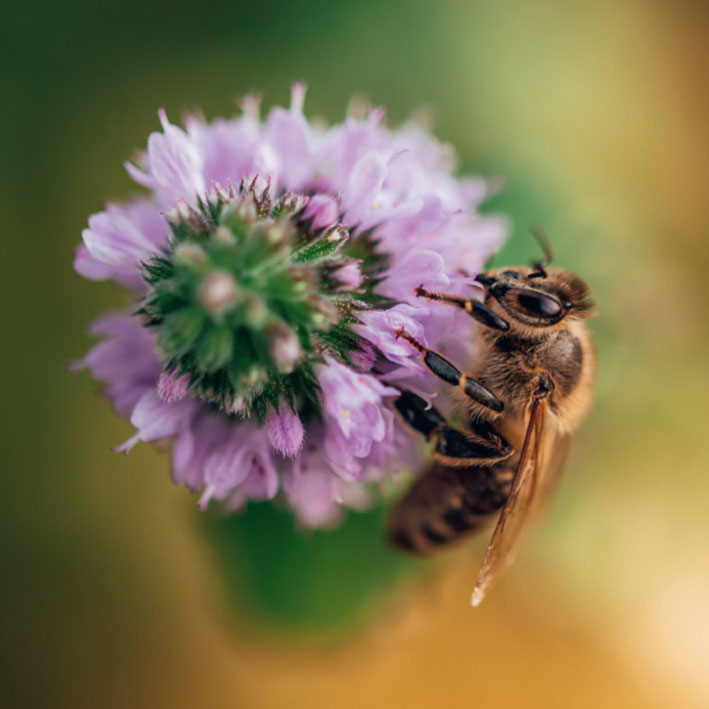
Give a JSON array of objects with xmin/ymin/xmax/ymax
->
[{"xmin": 528, "ymin": 226, "xmax": 553, "ymax": 279}]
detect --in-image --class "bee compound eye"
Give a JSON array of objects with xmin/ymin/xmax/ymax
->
[{"xmin": 517, "ymin": 291, "xmax": 562, "ymax": 318}]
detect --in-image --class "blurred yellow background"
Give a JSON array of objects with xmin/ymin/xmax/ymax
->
[{"xmin": 3, "ymin": 0, "xmax": 708, "ymax": 707}]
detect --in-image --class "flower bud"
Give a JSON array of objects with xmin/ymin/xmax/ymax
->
[
  {"xmin": 267, "ymin": 323, "xmax": 303, "ymax": 373},
  {"xmin": 307, "ymin": 295, "xmax": 340, "ymax": 329},
  {"xmin": 157, "ymin": 367, "xmax": 191, "ymax": 402},
  {"xmin": 211, "ymin": 225, "xmax": 236, "ymax": 246},
  {"xmin": 242, "ymin": 293, "xmax": 268, "ymax": 328},
  {"xmin": 240, "ymin": 91, "xmax": 262, "ymax": 120},
  {"xmin": 199, "ymin": 271, "xmax": 238, "ymax": 315},
  {"xmin": 325, "ymin": 227, "xmax": 349, "ymax": 245},
  {"xmin": 165, "ymin": 200, "xmax": 205, "ymax": 235},
  {"xmin": 332, "ymin": 260, "xmax": 363, "ymax": 290},
  {"xmin": 174, "ymin": 242, "xmax": 206, "ymax": 267},
  {"xmin": 245, "ymin": 365, "xmax": 267, "ymax": 389},
  {"xmin": 288, "ymin": 266, "xmax": 316, "ymax": 294},
  {"xmin": 222, "ymin": 196, "xmax": 257, "ymax": 226},
  {"xmin": 225, "ymin": 394, "xmax": 248, "ymax": 416},
  {"xmin": 304, "ymin": 194, "xmax": 340, "ymax": 231},
  {"xmin": 279, "ymin": 192, "xmax": 309, "ymax": 215},
  {"xmin": 195, "ymin": 325, "xmax": 233, "ymax": 372},
  {"xmin": 266, "ymin": 405, "xmax": 304, "ymax": 457},
  {"xmin": 264, "ymin": 221, "xmax": 291, "ymax": 247}
]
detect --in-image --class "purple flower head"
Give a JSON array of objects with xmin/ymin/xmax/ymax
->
[{"xmin": 73, "ymin": 86, "xmax": 506, "ymax": 524}]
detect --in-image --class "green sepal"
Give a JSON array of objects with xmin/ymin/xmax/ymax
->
[
  {"xmin": 292, "ymin": 234, "xmax": 345, "ymax": 265},
  {"xmin": 143, "ymin": 256, "xmax": 175, "ymax": 284},
  {"xmin": 144, "ymin": 289, "xmax": 185, "ymax": 317}
]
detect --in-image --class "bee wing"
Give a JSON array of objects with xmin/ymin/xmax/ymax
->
[
  {"xmin": 471, "ymin": 398, "xmax": 547, "ymax": 607},
  {"xmin": 529, "ymin": 428, "xmax": 571, "ymax": 524}
]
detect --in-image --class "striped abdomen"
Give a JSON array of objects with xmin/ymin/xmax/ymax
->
[{"xmin": 388, "ymin": 462, "xmax": 513, "ymax": 554}]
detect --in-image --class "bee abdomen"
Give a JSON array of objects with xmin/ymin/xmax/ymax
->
[{"xmin": 388, "ymin": 464, "xmax": 510, "ymax": 555}]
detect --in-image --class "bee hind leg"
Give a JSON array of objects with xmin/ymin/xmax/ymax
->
[
  {"xmin": 393, "ymin": 390, "xmax": 447, "ymax": 438},
  {"xmin": 393, "ymin": 390, "xmax": 513, "ymax": 465},
  {"xmin": 390, "ymin": 391, "xmax": 514, "ymax": 553},
  {"xmin": 433, "ymin": 423, "xmax": 513, "ymax": 468}
]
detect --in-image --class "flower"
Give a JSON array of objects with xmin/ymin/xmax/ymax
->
[{"xmin": 74, "ymin": 85, "xmax": 506, "ymax": 526}]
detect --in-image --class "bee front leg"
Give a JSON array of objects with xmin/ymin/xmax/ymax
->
[
  {"xmin": 395, "ymin": 329, "xmax": 504, "ymax": 417},
  {"xmin": 415, "ymin": 286, "xmax": 509, "ymax": 331}
]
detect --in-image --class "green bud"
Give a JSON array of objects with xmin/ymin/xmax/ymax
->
[
  {"xmin": 245, "ymin": 365, "xmax": 267, "ymax": 389},
  {"xmin": 211, "ymin": 225, "xmax": 237, "ymax": 246},
  {"xmin": 264, "ymin": 221, "xmax": 291, "ymax": 247},
  {"xmin": 198, "ymin": 271, "xmax": 239, "ymax": 316},
  {"xmin": 159, "ymin": 307, "xmax": 205, "ymax": 357},
  {"xmin": 196, "ymin": 325, "xmax": 234, "ymax": 372},
  {"xmin": 225, "ymin": 394, "xmax": 248, "ymax": 416},
  {"xmin": 307, "ymin": 295, "xmax": 340, "ymax": 329},
  {"xmin": 222, "ymin": 196, "xmax": 257, "ymax": 228},
  {"xmin": 267, "ymin": 323, "xmax": 302, "ymax": 373},
  {"xmin": 242, "ymin": 293, "xmax": 268, "ymax": 329},
  {"xmin": 174, "ymin": 242, "xmax": 207, "ymax": 268},
  {"xmin": 142, "ymin": 185, "xmax": 378, "ymax": 416},
  {"xmin": 325, "ymin": 227, "xmax": 349, "ymax": 245},
  {"xmin": 165, "ymin": 200, "xmax": 206, "ymax": 238},
  {"xmin": 288, "ymin": 266, "xmax": 316, "ymax": 294}
]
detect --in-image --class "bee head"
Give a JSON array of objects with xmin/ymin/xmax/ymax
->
[
  {"xmin": 475, "ymin": 266, "xmax": 594, "ymax": 329},
  {"xmin": 474, "ymin": 228, "xmax": 594, "ymax": 329}
]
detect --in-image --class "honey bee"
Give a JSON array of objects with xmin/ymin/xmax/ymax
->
[{"xmin": 389, "ymin": 230, "xmax": 596, "ymax": 606}]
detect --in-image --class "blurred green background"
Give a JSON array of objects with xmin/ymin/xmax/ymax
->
[{"xmin": 3, "ymin": 0, "xmax": 708, "ymax": 707}]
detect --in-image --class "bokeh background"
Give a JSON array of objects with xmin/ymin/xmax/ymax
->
[{"xmin": 3, "ymin": 0, "xmax": 708, "ymax": 707}]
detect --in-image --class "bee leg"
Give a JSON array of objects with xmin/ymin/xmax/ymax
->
[
  {"xmin": 395, "ymin": 329, "xmax": 504, "ymax": 416},
  {"xmin": 432, "ymin": 423, "xmax": 513, "ymax": 468},
  {"xmin": 415, "ymin": 286, "xmax": 509, "ymax": 331},
  {"xmin": 393, "ymin": 390, "xmax": 447, "ymax": 438}
]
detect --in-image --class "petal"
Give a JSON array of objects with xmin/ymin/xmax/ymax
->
[
  {"xmin": 201, "ymin": 434, "xmax": 251, "ymax": 505},
  {"xmin": 381, "ymin": 248, "xmax": 449, "ymax": 304},
  {"xmin": 78, "ymin": 201, "xmax": 168, "ymax": 291},
  {"xmin": 355, "ymin": 304, "xmax": 429, "ymax": 370},
  {"xmin": 73, "ymin": 244, "xmax": 112, "ymax": 281},
  {"xmin": 128, "ymin": 110, "xmax": 205, "ymax": 202},
  {"xmin": 343, "ymin": 151, "xmax": 387, "ymax": 222},
  {"xmin": 118, "ymin": 390, "xmax": 195, "ymax": 453},
  {"xmin": 285, "ymin": 459, "xmax": 340, "ymax": 528}
]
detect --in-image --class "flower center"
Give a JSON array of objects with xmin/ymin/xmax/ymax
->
[{"xmin": 140, "ymin": 178, "xmax": 381, "ymax": 419}]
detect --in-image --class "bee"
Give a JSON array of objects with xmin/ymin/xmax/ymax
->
[{"xmin": 389, "ymin": 230, "xmax": 596, "ymax": 606}]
